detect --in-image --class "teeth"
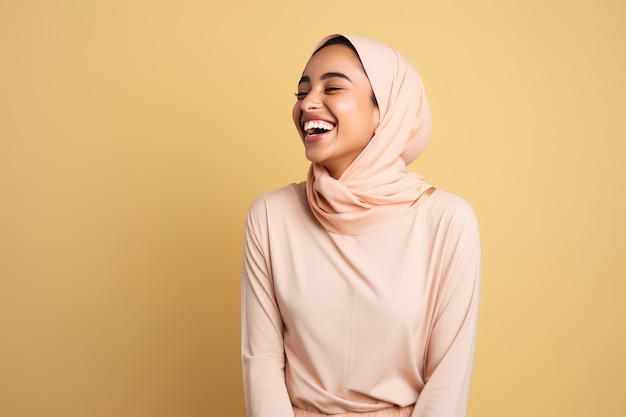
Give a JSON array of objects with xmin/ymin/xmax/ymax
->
[{"xmin": 303, "ymin": 120, "xmax": 335, "ymax": 132}]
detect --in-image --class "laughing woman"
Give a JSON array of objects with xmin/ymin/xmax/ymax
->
[{"xmin": 241, "ymin": 34, "xmax": 481, "ymax": 417}]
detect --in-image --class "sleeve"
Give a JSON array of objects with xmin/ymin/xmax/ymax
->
[
  {"xmin": 241, "ymin": 197, "xmax": 294, "ymax": 417},
  {"xmin": 412, "ymin": 201, "xmax": 481, "ymax": 417}
]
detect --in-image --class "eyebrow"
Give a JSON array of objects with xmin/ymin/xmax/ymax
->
[{"xmin": 298, "ymin": 72, "xmax": 352, "ymax": 85}]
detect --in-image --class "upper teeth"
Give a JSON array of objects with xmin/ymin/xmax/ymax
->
[{"xmin": 304, "ymin": 120, "xmax": 334, "ymax": 132}]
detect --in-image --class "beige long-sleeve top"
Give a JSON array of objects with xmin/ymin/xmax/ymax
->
[{"xmin": 241, "ymin": 182, "xmax": 481, "ymax": 417}]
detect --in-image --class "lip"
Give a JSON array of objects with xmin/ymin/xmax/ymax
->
[
  {"xmin": 300, "ymin": 114, "xmax": 336, "ymax": 125},
  {"xmin": 304, "ymin": 129, "xmax": 332, "ymax": 143},
  {"xmin": 300, "ymin": 113, "xmax": 336, "ymax": 143}
]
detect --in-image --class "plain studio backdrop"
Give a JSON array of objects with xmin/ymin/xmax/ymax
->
[{"xmin": 1, "ymin": 1, "xmax": 624, "ymax": 416}]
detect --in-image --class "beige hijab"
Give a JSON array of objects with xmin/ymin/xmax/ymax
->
[{"xmin": 305, "ymin": 34, "xmax": 433, "ymax": 235}]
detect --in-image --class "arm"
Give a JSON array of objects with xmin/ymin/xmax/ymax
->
[
  {"xmin": 413, "ymin": 203, "xmax": 481, "ymax": 417},
  {"xmin": 241, "ymin": 199, "xmax": 294, "ymax": 417}
]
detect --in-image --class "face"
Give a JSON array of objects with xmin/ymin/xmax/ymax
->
[{"xmin": 292, "ymin": 44, "xmax": 380, "ymax": 179}]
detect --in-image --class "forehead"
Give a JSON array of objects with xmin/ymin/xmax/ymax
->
[{"xmin": 302, "ymin": 44, "xmax": 367, "ymax": 77}]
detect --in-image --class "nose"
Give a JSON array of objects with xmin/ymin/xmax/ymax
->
[{"xmin": 300, "ymin": 90, "xmax": 322, "ymax": 112}]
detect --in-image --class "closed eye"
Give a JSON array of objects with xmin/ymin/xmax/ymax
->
[{"xmin": 295, "ymin": 87, "xmax": 342, "ymax": 100}]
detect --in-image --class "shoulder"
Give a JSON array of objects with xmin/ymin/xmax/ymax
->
[
  {"xmin": 247, "ymin": 182, "xmax": 306, "ymax": 215},
  {"xmin": 423, "ymin": 189, "xmax": 479, "ymax": 235},
  {"xmin": 245, "ymin": 182, "xmax": 308, "ymax": 230}
]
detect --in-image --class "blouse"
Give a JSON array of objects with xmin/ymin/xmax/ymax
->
[{"xmin": 241, "ymin": 182, "xmax": 481, "ymax": 417}]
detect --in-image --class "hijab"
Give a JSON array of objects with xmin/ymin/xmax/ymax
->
[{"xmin": 305, "ymin": 34, "xmax": 433, "ymax": 235}]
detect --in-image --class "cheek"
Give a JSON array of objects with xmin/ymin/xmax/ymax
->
[
  {"xmin": 292, "ymin": 104, "xmax": 302, "ymax": 132},
  {"xmin": 333, "ymin": 98, "xmax": 377, "ymax": 134},
  {"xmin": 331, "ymin": 100, "xmax": 359, "ymax": 121},
  {"xmin": 371, "ymin": 107, "xmax": 380, "ymax": 131}
]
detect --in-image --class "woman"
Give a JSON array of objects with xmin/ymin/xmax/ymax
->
[{"xmin": 241, "ymin": 34, "xmax": 481, "ymax": 417}]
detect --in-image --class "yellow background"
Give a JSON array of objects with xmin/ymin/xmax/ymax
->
[{"xmin": 1, "ymin": 1, "xmax": 624, "ymax": 416}]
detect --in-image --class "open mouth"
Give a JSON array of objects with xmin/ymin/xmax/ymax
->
[{"xmin": 303, "ymin": 120, "xmax": 335, "ymax": 137}]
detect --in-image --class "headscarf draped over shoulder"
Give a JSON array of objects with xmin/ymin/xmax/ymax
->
[{"xmin": 306, "ymin": 34, "xmax": 433, "ymax": 235}]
